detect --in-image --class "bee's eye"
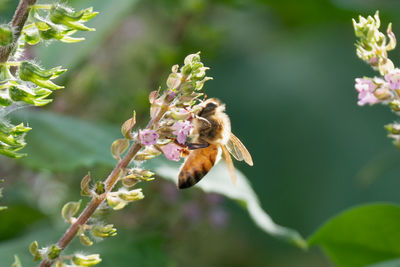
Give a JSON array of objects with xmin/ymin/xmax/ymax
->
[
  {"xmin": 204, "ymin": 102, "xmax": 217, "ymax": 111},
  {"xmin": 199, "ymin": 101, "xmax": 218, "ymax": 116}
]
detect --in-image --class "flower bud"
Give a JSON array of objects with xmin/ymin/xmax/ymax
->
[
  {"xmin": 94, "ymin": 181, "xmax": 105, "ymax": 195},
  {"xmin": 0, "ymin": 24, "xmax": 13, "ymax": 46},
  {"xmin": 118, "ymin": 188, "xmax": 144, "ymax": 202},
  {"xmin": 72, "ymin": 254, "xmax": 102, "ymax": 267},
  {"xmin": 61, "ymin": 200, "xmax": 81, "ymax": 223},
  {"xmin": 167, "ymin": 72, "xmax": 182, "ymax": 89},
  {"xmin": 134, "ymin": 146, "xmax": 161, "ymax": 161},
  {"xmin": 19, "ymin": 61, "xmax": 66, "ymax": 90},
  {"xmin": 79, "ymin": 231, "xmax": 93, "ymax": 246},
  {"xmin": 91, "ymin": 224, "xmax": 117, "ymax": 238},
  {"xmin": 24, "ymin": 27, "xmax": 40, "ymax": 45},
  {"xmin": 10, "ymin": 123, "xmax": 31, "ymax": 135},
  {"xmin": 0, "ymin": 64, "xmax": 14, "ymax": 81},
  {"xmin": 35, "ymin": 18, "xmax": 85, "ymax": 43},
  {"xmin": 121, "ymin": 168, "xmax": 154, "ymax": 187},
  {"xmin": 385, "ymin": 123, "xmax": 400, "ymax": 135},
  {"xmin": 184, "ymin": 53, "xmax": 201, "ymax": 65},
  {"xmin": 55, "ymin": 260, "xmax": 66, "ymax": 267},
  {"xmin": 374, "ymin": 87, "xmax": 391, "ymax": 100},
  {"xmin": 386, "ymin": 23, "xmax": 396, "ymax": 51},
  {"xmin": 9, "ymin": 85, "xmax": 53, "ymax": 106},
  {"xmin": 47, "ymin": 244, "xmax": 61, "ymax": 260},
  {"xmin": 106, "ymin": 193, "xmax": 127, "ymax": 210},
  {"xmin": 50, "ymin": 4, "xmax": 98, "ymax": 31},
  {"xmin": 171, "ymin": 108, "xmax": 190, "ymax": 120},
  {"xmin": 171, "ymin": 64, "xmax": 179, "ymax": 73}
]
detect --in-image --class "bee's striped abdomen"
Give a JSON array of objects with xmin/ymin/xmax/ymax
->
[{"xmin": 178, "ymin": 144, "xmax": 219, "ymax": 189}]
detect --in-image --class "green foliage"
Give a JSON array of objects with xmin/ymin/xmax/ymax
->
[
  {"xmin": 0, "ymin": 204, "xmax": 45, "ymax": 241},
  {"xmin": 12, "ymin": 110, "xmax": 119, "ymax": 171},
  {"xmin": 309, "ymin": 203, "xmax": 400, "ymax": 267},
  {"xmin": 0, "ymin": 1, "xmax": 97, "ymax": 158}
]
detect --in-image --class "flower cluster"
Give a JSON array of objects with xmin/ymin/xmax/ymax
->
[
  {"xmin": 0, "ymin": 3, "xmax": 97, "ymax": 158},
  {"xmin": 130, "ymin": 52, "xmax": 211, "ymax": 163},
  {"xmin": 353, "ymin": 12, "xmax": 400, "ymax": 148}
]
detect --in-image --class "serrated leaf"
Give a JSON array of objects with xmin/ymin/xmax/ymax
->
[{"xmin": 309, "ymin": 203, "xmax": 400, "ymax": 267}]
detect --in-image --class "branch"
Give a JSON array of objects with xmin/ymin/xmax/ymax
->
[
  {"xmin": 39, "ymin": 105, "xmax": 170, "ymax": 267},
  {"xmin": 0, "ymin": 0, "xmax": 37, "ymax": 63}
]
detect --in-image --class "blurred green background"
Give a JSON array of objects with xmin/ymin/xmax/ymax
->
[{"xmin": 2, "ymin": 0, "xmax": 400, "ymax": 266}]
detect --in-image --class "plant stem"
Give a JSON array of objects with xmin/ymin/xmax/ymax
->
[
  {"xmin": 39, "ymin": 106, "xmax": 170, "ymax": 267},
  {"xmin": 0, "ymin": 0, "xmax": 37, "ymax": 63}
]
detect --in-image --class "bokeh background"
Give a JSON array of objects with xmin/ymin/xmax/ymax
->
[{"xmin": 1, "ymin": 0, "xmax": 400, "ymax": 266}]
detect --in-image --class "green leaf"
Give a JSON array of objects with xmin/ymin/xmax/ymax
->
[
  {"xmin": 309, "ymin": 203, "xmax": 400, "ymax": 267},
  {"xmin": 12, "ymin": 110, "xmax": 119, "ymax": 171},
  {"xmin": 153, "ymin": 160, "xmax": 306, "ymax": 248}
]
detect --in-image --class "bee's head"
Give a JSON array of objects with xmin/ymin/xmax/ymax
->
[{"xmin": 199, "ymin": 98, "xmax": 224, "ymax": 117}]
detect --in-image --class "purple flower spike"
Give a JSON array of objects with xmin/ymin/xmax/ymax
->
[
  {"xmin": 355, "ymin": 78, "xmax": 379, "ymax": 106},
  {"xmin": 139, "ymin": 130, "xmax": 159, "ymax": 146},
  {"xmin": 385, "ymin": 69, "xmax": 400, "ymax": 90},
  {"xmin": 161, "ymin": 143, "xmax": 181, "ymax": 161},
  {"xmin": 172, "ymin": 121, "xmax": 193, "ymax": 144}
]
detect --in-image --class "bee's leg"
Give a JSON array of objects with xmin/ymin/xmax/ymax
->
[{"xmin": 187, "ymin": 141, "xmax": 210, "ymax": 150}]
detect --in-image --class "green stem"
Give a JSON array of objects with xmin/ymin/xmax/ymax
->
[{"xmin": 0, "ymin": 0, "xmax": 38, "ymax": 63}]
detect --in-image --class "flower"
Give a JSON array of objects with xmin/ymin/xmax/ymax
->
[
  {"xmin": 139, "ymin": 130, "xmax": 159, "ymax": 145},
  {"xmin": 166, "ymin": 89, "xmax": 176, "ymax": 101},
  {"xmin": 171, "ymin": 108, "xmax": 191, "ymax": 120},
  {"xmin": 385, "ymin": 68, "xmax": 400, "ymax": 90},
  {"xmin": 172, "ymin": 121, "xmax": 193, "ymax": 144},
  {"xmin": 355, "ymin": 78, "xmax": 379, "ymax": 106},
  {"xmin": 161, "ymin": 143, "xmax": 181, "ymax": 161}
]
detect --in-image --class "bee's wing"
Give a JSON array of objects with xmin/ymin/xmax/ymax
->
[
  {"xmin": 221, "ymin": 145, "xmax": 237, "ymax": 186},
  {"xmin": 226, "ymin": 133, "xmax": 254, "ymax": 166}
]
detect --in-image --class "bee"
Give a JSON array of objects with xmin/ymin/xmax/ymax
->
[{"xmin": 178, "ymin": 98, "xmax": 253, "ymax": 189}]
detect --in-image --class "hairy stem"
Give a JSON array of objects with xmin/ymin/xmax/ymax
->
[
  {"xmin": 0, "ymin": 0, "xmax": 37, "ymax": 63},
  {"xmin": 39, "ymin": 106, "xmax": 169, "ymax": 267}
]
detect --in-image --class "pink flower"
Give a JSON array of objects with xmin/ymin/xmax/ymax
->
[
  {"xmin": 139, "ymin": 130, "xmax": 159, "ymax": 146},
  {"xmin": 166, "ymin": 89, "xmax": 176, "ymax": 101},
  {"xmin": 355, "ymin": 78, "xmax": 379, "ymax": 106},
  {"xmin": 385, "ymin": 69, "xmax": 400, "ymax": 90},
  {"xmin": 172, "ymin": 121, "xmax": 193, "ymax": 144},
  {"xmin": 161, "ymin": 143, "xmax": 181, "ymax": 161}
]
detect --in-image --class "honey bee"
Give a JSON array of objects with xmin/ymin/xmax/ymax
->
[{"xmin": 178, "ymin": 98, "xmax": 253, "ymax": 189}]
